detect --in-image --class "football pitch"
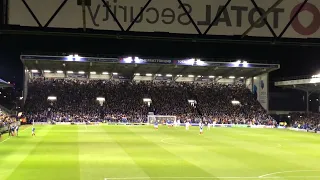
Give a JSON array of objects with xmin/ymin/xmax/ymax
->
[{"xmin": 0, "ymin": 125, "xmax": 320, "ymax": 180}]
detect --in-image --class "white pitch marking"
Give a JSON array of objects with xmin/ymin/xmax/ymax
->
[
  {"xmin": 104, "ymin": 176, "xmax": 320, "ymax": 179},
  {"xmin": 258, "ymin": 170, "xmax": 320, "ymax": 178},
  {"xmin": 0, "ymin": 126, "xmax": 31, "ymax": 144}
]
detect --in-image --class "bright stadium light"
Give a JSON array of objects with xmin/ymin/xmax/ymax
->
[
  {"xmin": 74, "ymin": 54, "xmax": 81, "ymax": 61},
  {"xmin": 67, "ymin": 71, "xmax": 74, "ymax": 74},
  {"xmin": 231, "ymin": 100, "xmax": 240, "ymax": 105},
  {"xmin": 156, "ymin": 74, "xmax": 162, "ymax": 76},
  {"xmin": 312, "ymin": 74, "xmax": 320, "ymax": 78},
  {"xmin": 67, "ymin": 55, "xmax": 73, "ymax": 61},
  {"xmin": 44, "ymin": 70, "xmax": 51, "ymax": 73},
  {"xmin": 209, "ymin": 76, "xmax": 215, "ymax": 78},
  {"xmin": 123, "ymin": 57, "xmax": 133, "ymax": 63},
  {"xmin": 102, "ymin": 72, "xmax": 109, "ymax": 75},
  {"xmin": 135, "ymin": 73, "xmax": 141, "ymax": 76},
  {"xmin": 195, "ymin": 59, "xmax": 207, "ymax": 66},
  {"xmin": 31, "ymin": 69, "xmax": 38, "ymax": 73},
  {"xmin": 78, "ymin": 71, "xmax": 85, "ymax": 74},
  {"xmin": 112, "ymin": 72, "xmax": 118, "ymax": 75},
  {"xmin": 240, "ymin": 77, "xmax": 244, "ymax": 79},
  {"xmin": 166, "ymin": 74, "xmax": 172, "ymax": 77},
  {"xmin": 229, "ymin": 76, "xmax": 235, "ymax": 79},
  {"xmin": 90, "ymin": 71, "xmax": 96, "ymax": 75},
  {"xmin": 188, "ymin": 75, "xmax": 194, "ymax": 78},
  {"xmin": 47, "ymin": 96, "xmax": 57, "ymax": 101},
  {"xmin": 96, "ymin": 97, "xmax": 105, "ymax": 101},
  {"xmin": 146, "ymin": 73, "xmax": 153, "ymax": 77},
  {"xmin": 197, "ymin": 75, "xmax": 202, "ymax": 77},
  {"xmin": 177, "ymin": 75, "xmax": 182, "ymax": 77},
  {"xmin": 242, "ymin": 61, "xmax": 248, "ymax": 67},
  {"xmin": 143, "ymin": 98, "xmax": 152, "ymax": 102},
  {"xmin": 56, "ymin": 70, "xmax": 63, "ymax": 74}
]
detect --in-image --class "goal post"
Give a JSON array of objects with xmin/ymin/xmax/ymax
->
[{"xmin": 147, "ymin": 115, "xmax": 177, "ymax": 125}]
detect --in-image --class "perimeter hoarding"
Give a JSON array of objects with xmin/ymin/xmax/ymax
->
[
  {"xmin": 7, "ymin": 0, "xmax": 320, "ymax": 38},
  {"xmin": 253, "ymin": 73, "xmax": 269, "ymax": 112}
]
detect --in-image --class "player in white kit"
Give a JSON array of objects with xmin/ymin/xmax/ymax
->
[
  {"xmin": 199, "ymin": 122, "xmax": 204, "ymax": 135},
  {"xmin": 185, "ymin": 121, "xmax": 190, "ymax": 130},
  {"xmin": 207, "ymin": 122, "xmax": 211, "ymax": 130}
]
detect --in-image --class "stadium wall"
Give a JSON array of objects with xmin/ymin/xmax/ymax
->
[
  {"xmin": 7, "ymin": 0, "xmax": 320, "ymax": 38},
  {"xmin": 253, "ymin": 73, "xmax": 269, "ymax": 112}
]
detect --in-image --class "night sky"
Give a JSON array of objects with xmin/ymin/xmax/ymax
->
[{"xmin": 0, "ymin": 34, "xmax": 320, "ymax": 90}]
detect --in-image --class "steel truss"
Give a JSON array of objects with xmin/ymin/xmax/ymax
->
[{"xmin": 0, "ymin": 0, "xmax": 315, "ymax": 45}]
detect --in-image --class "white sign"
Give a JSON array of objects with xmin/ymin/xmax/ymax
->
[
  {"xmin": 253, "ymin": 73, "xmax": 268, "ymax": 111},
  {"xmin": 7, "ymin": 0, "xmax": 320, "ymax": 38}
]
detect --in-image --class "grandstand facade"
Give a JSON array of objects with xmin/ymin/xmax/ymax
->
[{"xmin": 21, "ymin": 54, "xmax": 279, "ymax": 124}]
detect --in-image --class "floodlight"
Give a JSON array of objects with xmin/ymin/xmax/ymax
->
[
  {"xmin": 44, "ymin": 70, "xmax": 51, "ymax": 73},
  {"xmin": 156, "ymin": 74, "xmax": 162, "ymax": 76},
  {"xmin": 78, "ymin": 71, "xmax": 85, "ymax": 74},
  {"xmin": 242, "ymin": 61, "xmax": 248, "ymax": 67},
  {"xmin": 31, "ymin": 69, "xmax": 38, "ymax": 73},
  {"xmin": 231, "ymin": 100, "xmax": 240, "ymax": 105},
  {"xmin": 135, "ymin": 73, "xmax": 141, "ymax": 76},
  {"xmin": 176, "ymin": 75, "xmax": 182, "ymax": 77},
  {"xmin": 96, "ymin": 97, "xmax": 105, "ymax": 101},
  {"xmin": 112, "ymin": 72, "xmax": 118, "ymax": 75},
  {"xmin": 143, "ymin": 98, "xmax": 152, "ymax": 102},
  {"xmin": 188, "ymin": 75, "xmax": 194, "ymax": 78},
  {"xmin": 74, "ymin": 54, "xmax": 81, "ymax": 61},
  {"xmin": 67, "ymin": 71, "xmax": 74, "ymax": 74},
  {"xmin": 67, "ymin": 55, "xmax": 73, "ymax": 61},
  {"xmin": 146, "ymin": 73, "xmax": 153, "ymax": 77},
  {"xmin": 312, "ymin": 74, "xmax": 320, "ymax": 78},
  {"xmin": 288, "ymin": 116, "xmax": 291, "ymax": 118},
  {"xmin": 19, "ymin": 97, "xmax": 23, "ymax": 100},
  {"xmin": 134, "ymin": 57, "xmax": 142, "ymax": 64},
  {"xmin": 209, "ymin": 76, "xmax": 215, "ymax": 78},
  {"xmin": 184, "ymin": 58, "xmax": 195, "ymax": 65},
  {"xmin": 229, "ymin": 76, "xmax": 235, "ymax": 79},
  {"xmin": 56, "ymin": 70, "xmax": 63, "ymax": 74},
  {"xmin": 47, "ymin": 96, "xmax": 57, "ymax": 101},
  {"xmin": 240, "ymin": 77, "xmax": 244, "ymax": 79},
  {"xmin": 123, "ymin": 57, "xmax": 133, "ymax": 63},
  {"xmin": 188, "ymin": 100, "xmax": 196, "ymax": 103},
  {"xmin": 90, "ymin": 71, "xmax": 96, "ymax": 75},
  {"xmin": 197, "ymin": 75, "xmax": 202, "ymax": 77},
  {"xmin": 102, "ymin": 72, "xmax": 109, "ymax": 75},
  {"xmin": 196, "ymin": 59, "xmax": 207, "ymax": 66},
  {"xmin": 166, "ymin": 74, "xmax": 172, "ymax": 77}
]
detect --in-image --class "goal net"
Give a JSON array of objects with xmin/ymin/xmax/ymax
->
[{"xmin": 147, "ymin": 115, "xmax": 177, "ymax": 125}]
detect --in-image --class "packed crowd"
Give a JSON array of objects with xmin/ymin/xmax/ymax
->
[
  {"xmin": 290, "ymin": 113, "xmax": 320, "ymax": 130},
  {"xmin": 24, "ymin": 78, "xmax": 274, "ymax": 125},
  {"xmin": 0, "ymin": 110, "xmax": 16, "ymax": 129}
]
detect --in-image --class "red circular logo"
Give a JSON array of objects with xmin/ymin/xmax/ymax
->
[{"xmin": 291, "ymin": 3, "xmax": 320, "ymax": 36}]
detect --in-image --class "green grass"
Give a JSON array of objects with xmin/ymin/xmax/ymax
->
[{"xmin": 0, "ymin": 125, "xmax": 320, "ymax": 180}]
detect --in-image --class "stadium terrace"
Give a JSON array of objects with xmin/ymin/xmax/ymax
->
[{"xmin": 20, "ymin": 54, "xmax": 279, "ymax": 125}]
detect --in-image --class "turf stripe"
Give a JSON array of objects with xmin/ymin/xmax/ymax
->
[{"xmin": 79, "ymin": 125, "xmax": 150, "ymax": 180}]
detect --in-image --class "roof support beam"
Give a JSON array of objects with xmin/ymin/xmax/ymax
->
[
  {"xmin": 177, "ymin": 0, "xmax": 202, "ymax": 35},
  {"xmin": 126, "ymin": 0, "xmax": 152, "ymax": 31},
  {"xmin": 241, "ymin": 0, "xmax": 284, "ymax": 38},
  {"xmin": 21, "ymin": 0, "xmax": 42, "ymax": 27},
  {"xmin": 249, "ymin": 0, "xmax": 277, "ymax": 38},
  {"xmin": 204, "ymin": 0, "xmax": 232, "ymax": 35},
  {"xmin": 44, "ymin": 0, "xmax": 69, "ymax": 27},
  {"xmin": 276, "ymin": 0, "xmax": 308, "ymax": 40},
  {"xmin": 101, "ymin": 0, "xmax": 125, "ymax": 31}
]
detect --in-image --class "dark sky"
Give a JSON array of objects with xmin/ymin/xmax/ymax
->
[{"xmin": 0, "ymin": 34, "xmax": 320, "ymax": 89}]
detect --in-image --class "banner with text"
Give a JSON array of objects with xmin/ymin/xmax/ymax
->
[{"xmin": 8, "ymin": 0, "xmax": 320, "ymax": 38}]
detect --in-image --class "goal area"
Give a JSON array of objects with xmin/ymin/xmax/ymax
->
[{"xmin": 147, "ymin": 115, "xmax": 177, "ymax": 125}]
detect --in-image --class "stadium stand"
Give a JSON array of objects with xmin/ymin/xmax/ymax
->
[
  {"xmin": 290, "ymin": 112, "xmax": 320, "ymax": 131},
  {"xmin": 25, "ymin": 78, "xmax": 275, "ymax": 125}
]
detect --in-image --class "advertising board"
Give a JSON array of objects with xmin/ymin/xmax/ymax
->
[
  {"xmin": 7, "ymin": 0, "xmax": 320, "ymax": 38},
  {"xmin": 253, "ymin": 73, "xmax": 268, "ymax": 111}
]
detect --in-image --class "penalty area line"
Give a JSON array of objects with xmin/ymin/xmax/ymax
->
[{"xmin": 104, "ymin": 176, "xmax": 320, "ymax": 179}]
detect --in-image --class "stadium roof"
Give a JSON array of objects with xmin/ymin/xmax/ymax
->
[
  {"xmin": 275, "ymin": 75, "xmax": 320, "ymax": 93},
  {"xmin": 21, "ymin": 55, "xmax": 279, "ymax": 78},
  {"xmin": 0, "ymin": 79, "xmax": 12, "ymax": 88}
]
